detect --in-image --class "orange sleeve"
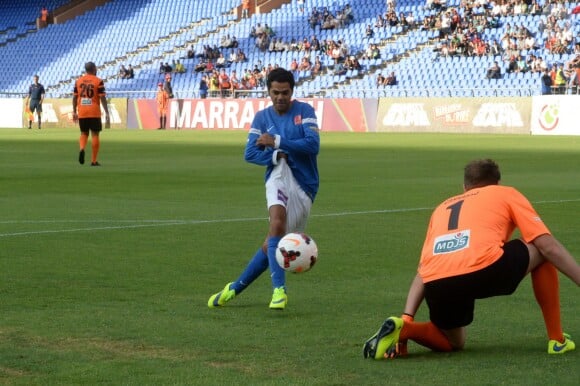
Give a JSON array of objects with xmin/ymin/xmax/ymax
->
[{"xmin": 418, "ymin": 185, "xmax": 550, "ymax": 282}]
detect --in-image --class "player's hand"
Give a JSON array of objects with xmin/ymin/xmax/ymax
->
[
  {"xmin": 256, "ymin": 133, "xmax": 275, "ymax": 148},
  {"xmin": 384, "ymin": 341, "xmax": 407, "ymax": 359},
  {"xmin": 393, "ymin": 314, "xmax": 414, "ymax": 358},
  {"xmin": 105, "ymin": 115, "xmax": 110, "ymax": 129},
  {"xmin": 72, "ymin": 112, "xmax": 78, "ymax": 123}
]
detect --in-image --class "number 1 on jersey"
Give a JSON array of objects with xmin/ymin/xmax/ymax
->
[{"xmin": 446, "ymin": 200, "xmax": 464, "ymax": 230}]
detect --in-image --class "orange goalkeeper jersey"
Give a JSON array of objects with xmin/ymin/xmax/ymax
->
[
  {"xmin": 156, "ymin": 89, "xmax": 169, "ymax": 112},
  {"xmin": 418, "ymin": 185, "xmax": 550, "ymax": 283},
  {"xmin": 73, "ymin": 74, "xmax": 106, "ymax": 119}
]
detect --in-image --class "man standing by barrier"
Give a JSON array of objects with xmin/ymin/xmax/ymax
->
[
  {"xmin": 156, "ymin": 82, "xmax": 169, "ymax": 130},
  {"xmin": 25, "ymin": 75, "xmax": 45, "ymax": 129},
  {"xmin": 241, "ymin": 0, "xmax": 250, "ymax": 19}
]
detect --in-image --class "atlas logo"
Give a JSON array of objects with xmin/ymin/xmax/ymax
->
[
  {"xmin": 382, "ymin": 103, "xmax": 430, "ymax": 126},
  {"xmin": 433, "ymin": 230, "xmax": 470, "ymax": 255},
  {"xmin": 472, "ymin": 103, "xmax": 523, "ymax": 127}
]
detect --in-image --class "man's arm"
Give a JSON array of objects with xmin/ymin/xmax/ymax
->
[
  {"xmin": 532, "ymin": 234, "xmax": 580, "ymax": 286},
  {"xmin": 72, "ymin": 95, "xmax": 78, "ymax": 122},
  {"xmin": 403, "ymin": 273, "xmax": 425, "ymax": 317},
  {"xmin": 100, "ymin": 95, "xmax": 110, "ymax": 128}
]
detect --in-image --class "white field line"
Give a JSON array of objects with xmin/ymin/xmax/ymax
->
[{"xmin": 0, "ymin": 198, "xmax": 578, "ymax": 238}]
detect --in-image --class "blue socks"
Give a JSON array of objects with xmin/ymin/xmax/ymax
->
[
  {"xmin": 267, "ymin": 236, "xmax": 285, "ymax": 289},
  {"xmin": 231, "ymin": 248, "xmax": 268, "ymax": 294},
  {"xmin": 230, "ymin": 236, "xmax": 285, "ymax": 294}
]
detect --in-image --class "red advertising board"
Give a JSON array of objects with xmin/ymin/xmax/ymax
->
[{"xmin": 129, "ymin": 98, "xmax": 377, "ymax": 132}]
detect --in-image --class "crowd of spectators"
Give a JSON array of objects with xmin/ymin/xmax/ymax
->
[
  {"xmin": 308, "ymin": 3, "xmax": 355, "ymax": 30},
  {"xmin": 203, "ymin": 64, "xmax": 283, "ymax": 98},
  {"xmin": 158, "ymin": 60, "xmax": 186, "ymax": 75},
  {"xmin": 118, "ymin": 64, "xmax": 135, "ymax": 79},
  {"xmin": 169, "ymin": 0, "xmax": 579, "ymax": 97}
]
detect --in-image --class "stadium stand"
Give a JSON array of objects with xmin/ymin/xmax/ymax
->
[
  {"xmin": 0, "ymin": 1, "xmax": 70, "ymax": 46},
  {"xmin": 0, "ymin": 0, "xmax": 578, "ymax": 99}
]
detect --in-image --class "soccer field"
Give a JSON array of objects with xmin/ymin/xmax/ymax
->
[{"xmin": 1, "ymin": 129, "xmax": 578, "ymax": 385}]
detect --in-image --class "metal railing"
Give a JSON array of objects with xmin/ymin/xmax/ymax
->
[{"xmin": 4, "ymin": 86, "xmax": 580, "ymax": 100}]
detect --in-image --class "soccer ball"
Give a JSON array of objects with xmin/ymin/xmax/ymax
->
[{"xmin": 275, "ymin": 232, "xmax": 318, "ymax": 273}]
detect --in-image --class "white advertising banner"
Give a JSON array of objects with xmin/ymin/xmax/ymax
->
[
  {"xmin": 531, "ymin": 95, "xmax": 580, "ymax": 136},
  {"xmin": 0, "ymin": 98, "xmax": 24, "ymax": 128},
  {"xmin": 376, "ymin": 97, "xmax": 531, "ymax": 134}
]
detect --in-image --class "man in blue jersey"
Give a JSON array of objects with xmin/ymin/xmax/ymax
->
[
  {"xmin": 25, "ymin": 75, "xmax": 45, "ymax": 129},
  {"xmin": 208, "ymin": 68, "xmax": 320, "ymax": 310}
]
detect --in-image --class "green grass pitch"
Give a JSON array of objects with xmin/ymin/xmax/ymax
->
[{"xmin": 0, "ymin": 129, "xmax": 578, "ymax": 385}]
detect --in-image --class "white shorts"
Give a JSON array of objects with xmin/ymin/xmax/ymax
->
[{"xmin": 265, "ymin": 159, "xmax": 312, "ymax": 232}]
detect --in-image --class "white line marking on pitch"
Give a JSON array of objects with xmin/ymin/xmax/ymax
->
[{"xmin": 0, "ymin": 199, "xmax": 578, "ymax": 238}]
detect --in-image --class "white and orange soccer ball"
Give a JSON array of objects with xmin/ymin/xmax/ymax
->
[{"xmin": 275, "ymin": 232, "xmax": 318, "ymax": 273}]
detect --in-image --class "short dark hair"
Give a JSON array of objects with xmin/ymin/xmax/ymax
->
[
  {"xmin": 85, "ymin": 61, "xmax": 97, "ymax": 74},
  {"xmin": 463, "ymin": 159, "xmax": 501, "ymax": 190},
  {"xmin": 266, "ymin": 68, "xmax": 295, "ymax": 90}
]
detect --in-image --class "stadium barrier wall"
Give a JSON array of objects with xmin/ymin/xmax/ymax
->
[
  {"xmin": 2, "ymin": 97, "xmax": 579, "ymax": 135},
  {"xmin": 376, "ymin": 97, "xmax": 531, "ymax": 134},
  {"xmin": 0, "ymin": 99, "xmax": 24, "ymax": 128},
  {"xmin": 128, "ymin": 98, "xmax": 377, "ymax": 132},
  {"xmin": 7, "ymin": 98, "xmax": 127, "ymax": 130}
]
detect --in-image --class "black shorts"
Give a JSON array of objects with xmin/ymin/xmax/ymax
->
[
  {"xmin": 424, "ymin": 239, "xmax": 529, "ymax": 330},
  {"xmin": 29, "ymin": 100, "xmax": 42, "ymax": 113},
  {"xmin": 79, "ymin": 117, "xmax": 102, "ymax": 133}
]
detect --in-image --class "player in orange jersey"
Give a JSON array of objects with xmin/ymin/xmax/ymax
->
[
  {"xmin": 72, "ymin": 62, "xmax": 109, "ymax": 166},
  {"xmin": 156, "ymin": 82, "xmax": 169, "ymax": 130},
  {"xmin": 364, "ymin": 159, "xmax": 580, "ymax": 359}
]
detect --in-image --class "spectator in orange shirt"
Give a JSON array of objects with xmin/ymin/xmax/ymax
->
[
  {"xmin": 218, "ymin": 69, "xmax": 231, "ymax": 97},
  {"xmin": 72, "ymin": 62, "xmax": 110, "ymax": 166},
  {"xmin": 40, "ymin": 7, "xmax": 48, "ymax": 28},
  {"xmin": 241, "ymin": 0, "xmax": 250, "ymax": 19},
  {"xmin": 229, "ymin": 70, "xmax": 240, "ymax": 96},
  {"xmin": 363, "ymin": 159, "xmax": 580, "ymax": 359},
  {"xmin": 156, "ymin": 82, "xmax": 169, "ymax": 130}
]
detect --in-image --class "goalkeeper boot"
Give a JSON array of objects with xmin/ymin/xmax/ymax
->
[
  {"xmin": 208, "ymin": 282, "xmax": 236, "ymax": 308},
  {"xmin": 548, "ymin": 333, "xmax": 575, "ymax": 354},
  {"xmin": 269, "ymin": 286, "xmax": 287, "ymax": 310},
  {"xmin": 363, "ymin": 316, "xmax": 404, "ymax": 359}
]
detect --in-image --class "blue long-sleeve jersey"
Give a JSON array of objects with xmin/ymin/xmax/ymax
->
[{"xmin": 244, "ymin": 100, "xmax": 320, "ymax": 201}]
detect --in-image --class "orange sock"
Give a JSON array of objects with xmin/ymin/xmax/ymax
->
[
  {"xmin": 400, "ymin": 321, "xmax": 453, "ymax": 352},
  {"xmin": 91, "ymin": 134, "xmax": 100, "ymax": 163},
  {"xmin": 532, "ymin": 262, "xmax": 563, "ymax": 342},
  {"xmin": 79, "ymin": 133, "xmax": 88, "ymax": 150}
]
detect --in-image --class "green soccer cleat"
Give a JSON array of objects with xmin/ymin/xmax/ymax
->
[
  {"xmin": 363, "ymin": 316, "xmax": 404, "ymax": 360},
  {"xmin": 269, "ymin": 287, "xmax": 287, "ymax": 310},
  {"xmin": 208, "ymin": 282, "xmax": 236, "ymax": 308},
  {"xmin": 548, "ymin": 333, "xmax": 575, "ymax": 354}
]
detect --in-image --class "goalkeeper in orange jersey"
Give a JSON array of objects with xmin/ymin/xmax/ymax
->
[
  {"xmin": 364, "ymin": 158, "xmax": 580, "ymax": 359},
  {"xmin": 156, "ymin": 82, "xmax": 169, "ymax": 130}
]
